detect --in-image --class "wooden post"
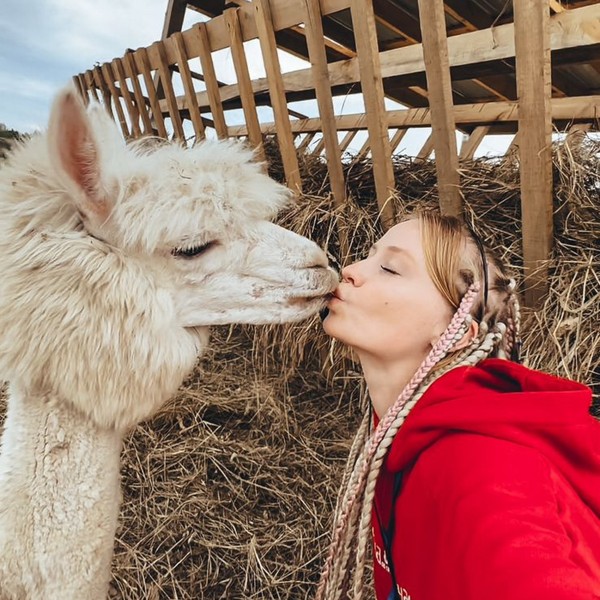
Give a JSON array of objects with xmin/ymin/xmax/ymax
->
[
  {"xmin": 303, "ymin": 0, "xmax": 346, "ymax": 206},
  {"xmin": 84, "ymin": 71, "xmax": 100, "ymax": 103},
  {"xmin": 417, "ymin": 0, "xmax": 462, "ymax": 216},
  {"xmin": 225, "ymin": 8, "xmax": 264, "ymax": 159},
  {"xmin": 92, "ymin": 66, "xmax": 115, "ymax": 120},
  {"xmin": 350, "ymin": 0, "xmax": 395, "ymax": 227},
  {"xmin": 514, "ymin": 0, "xmax": 553, "ymax": 307},
  {"xmin": 253, "ymin": 0, "xmax": 302, "ymax": 192}
]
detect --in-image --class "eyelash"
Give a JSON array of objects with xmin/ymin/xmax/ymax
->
[
  {"xmin": 172, "ymin": 240, "xmax": 218, "ymax": 259},
  {"xmin": 380, "ymin": 265, "xmax": 400, "ymax": 275}
]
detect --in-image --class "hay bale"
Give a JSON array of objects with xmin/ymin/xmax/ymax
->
[{"xmin": 0, "ymin": 137, "xmax": 597, "ymax": 599}]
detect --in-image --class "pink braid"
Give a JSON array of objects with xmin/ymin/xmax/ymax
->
[{"xmin": 316, "ymin": 283, "xmax": 480, "ymax": 599}]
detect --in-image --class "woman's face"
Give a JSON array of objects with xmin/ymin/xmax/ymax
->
[{"xmin": 323, "ymin": 219, "xmax": 453, "ymax": 363}]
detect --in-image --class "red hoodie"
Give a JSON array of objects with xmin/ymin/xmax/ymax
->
[{"xmin": 372, "ymin": 358, "xmax": 600, "ymax": 600}]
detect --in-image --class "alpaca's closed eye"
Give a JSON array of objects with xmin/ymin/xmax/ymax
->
[{"xmin": 172, "ymin": 240, "xmax": 218, "ymax": 259}]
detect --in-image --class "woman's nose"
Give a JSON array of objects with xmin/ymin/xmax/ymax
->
[{"xmin": 341, "ymin": 261, "xmax": 361, "ymax": 285}]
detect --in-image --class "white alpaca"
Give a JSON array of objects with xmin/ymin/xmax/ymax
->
[{"xmin": 0, "ymin": 88, "xmax": 337, "ymax": 600}]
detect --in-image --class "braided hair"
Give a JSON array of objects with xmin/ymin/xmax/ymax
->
[{"xmin": 316, "ymin": 211, "xmax": 522, "ymax": 600}]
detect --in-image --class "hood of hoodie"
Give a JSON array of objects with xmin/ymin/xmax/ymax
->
[{"xmin": 385, "ymin": 358, "xmax": 600, "ymax": 515}]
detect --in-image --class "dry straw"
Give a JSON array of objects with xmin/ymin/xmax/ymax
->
[{"xmin": 0, "ymin": 134, "xmax": 598, "ymax": 598}]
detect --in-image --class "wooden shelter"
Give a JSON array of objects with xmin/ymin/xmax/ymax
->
[{"xmin": 72, "ymin": 0, "xmax": 600, "ymax": 305}]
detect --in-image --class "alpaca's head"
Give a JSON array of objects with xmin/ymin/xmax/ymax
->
[{"xmin": 0, "ymin": 87, "xmax": 338, "ymax": 430}]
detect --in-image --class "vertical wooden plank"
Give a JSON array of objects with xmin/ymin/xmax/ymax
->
[
  {"xmin": 253, "ymin": 0, "xmax": 302, "ymax": 192},
  {"xmin": 417, "ymin": 0, "xmax": 462, "ymax": 216},
  {"xmin": 122, "ymin": 51, "xmax": 155, "ymax": 135},
  {"xmin": 303, "ymin": 0, "xmax": 346, "ymax": 205},
  {"xmin": 414, "ymin": 133, "xmax": 435, "ymax": 162},
  {"xmin": 389, "ymin": 128, "xmax": 407, "ymax": 153},
  {"xmin": 135, "ymin": 47, "xmax": 168, "ymax": 139},
  {"xmin": 350, "ymin": 0, "xmax": 395, "ymax": 226},
  {"xmin": 73, "ymin": 75, "xmax": 89, "ymax": 106},
  {"xmin": 112, "ymin": 59, "xmax": 142, "ymax": 138},
  {"xmin": 514, "ymin": 0, "xmax": 553, "ymax": 307},
  {"xmin": 155, "ymin": 41, "xmax": 186, "ymax": 141},
  {"xmin": 195, "ymin": 22, "xmax": 229, "ymax": 140},
  {"xmin": 225, "ymin": 8, "xmax": 264, "ymax": 157},
  {"xmin": 84, "ymin": 70, "xmax": 100, "ymax": 103},
  {"xmin": 459, "ymin": 126, "xmax": 490, "ymax": 160},
  {"xmin": 100, "ymin": 63, "xmax": 130, "ymax": 138},
  {"xmin": 93, "ymin": 66, "xmax": 115, "ymax": 119},
  {"xmin": 172, "ymin": 31, "xmax": 207, "ymax": 142},
  {"xmin": 339, "ymin": 130, "xmax": 358, "ymax": 153}
]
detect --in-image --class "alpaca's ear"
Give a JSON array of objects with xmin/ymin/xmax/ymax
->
[{"xmin": 47, "ymin": 87, "xmax": 112, "ymax": 223}]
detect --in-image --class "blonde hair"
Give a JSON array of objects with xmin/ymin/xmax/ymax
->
[{"xmin": 316, "ymin": 210, "xmax": 521, "ymax": 600}]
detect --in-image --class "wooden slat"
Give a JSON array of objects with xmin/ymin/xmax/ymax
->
[
  {"xmin": 350, "ymin": 0, "xmax": 395, "ymax": 227},
  {"xmin": 195, "ymin": 22, "xmax": 229, "ymax": 139},
  {"xmin": 459, "ymin": 126, "xmax": 490, "ymax": 160},
  {"xmin": 225, "ymin": 8, "xmax": 263, "ymax": 156},
  {"xmin": 172, "ymin": 31, "xmax": 206, "ymax": 142},
  {"xmin": 134, "ymin": 47, "xmax": 168, "ymax": 138},
  {"xmin": 514, "ymin": 0, "xmax": 553, "ymax": 306},
  {"xmin": 418, "ymin": 0, "xmax": 462, "ymax": 216},
  {"xmin": 84, "ymin": 70, "xmax": 100, "ymax": 103},
  {"xmin": 298, "ymin": 131, "xmax": 317, "ymax": 152},
  {"xmin": 355, "ymin": 136, "xmax": 371, "ymax": 161},
  {"xmin": 312, "ymin": 135, "xmax": 326, "ymax": 156},
  {"xmin": 303, "ymin": 0, "xmax": 345, "ymax": 205},
  {"xmin": 389, "ymin": 128, "xmax": 408, "ymax": 153},
  {"xmin": 100, "ymin": 63, "xmax": 130, "ymax": 138},
  {"xmin": 414, "ymin": 134, "xmax": 435, "ymax": 162},
  {"xmin": 154, "ymin": 41, "xmax": 186, "ymax": 140},
  {"xmin": 228, "ymin": 95, "xmax": 600, "ymax": 135},
  {"xmin": 92, "ymin": 66, "xmax": 115, "ymax": 119},
  {"xmin": 73, "ymin": 75, "xmax": 88, "ymax": 106},
  {"xmin": 122, "ymin": 51, "xmax": 155, "ymax": 135},
  {"xmin": 253, "ymin": 0, "xmax": 302, "ymax": 191},
  {"xmin": 112, "ymin": 58, "xmax": 142, "ymax": 137},
  {"xmin": 339, "ymin": 130, "xmax": 358, "ymax": 153},
  {"xmin": 164, "ymin": 5, "xmax": 600, "ymax": 117}
]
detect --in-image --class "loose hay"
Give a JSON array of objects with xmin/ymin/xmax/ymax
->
[{"xmin": 0, "ymin": 136, "xmax": 598, "ymax": 599}]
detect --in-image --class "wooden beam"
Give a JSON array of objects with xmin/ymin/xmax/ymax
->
[
  {"xmin": 312, "ymin": 135, "xmax": 326, "ymax": 156},
  {"xmin": 389, "ymin": 128, "xmax": 408, "ymax": 153},
  {"xmin": 303, "ymin": 0, "xmax": 346, "ymax": 205},
  {"xmin": 297, "ymin": 131, "xmax": 317, "ymax": 152},
  {"xmin": 459, "ymin": 126, "xmax": 490, "ymax": 160},
  {"xmin": 92, "ymin": 66, "xmax": 115, "ymax": 119},
  {"xmin": 339, "ymin": 130, "xmax": 358, "ymax": 153},
  {"xmin": 565, "ymin": 122, "xmax": 591, "ymax": 151},
  {"xmin": 253, "ymin": 0, "xmax": 302, "ymax": 191},
  {"xmin": 514, "ymin": 0, "xmax": 553, "ymax": 307},
  {"xmin": 164, "ymin": 5, "xmax": 600, "ymax": 118},
  {"xmin": 195, "ymin": 22, "xmax": 229, "ymax": 139},
  {"xmin": 414, "ymin": 134, "xmax": 435, "ymax": 162},
  {"xmin": 350, "ymin": 0, "xmax": 395, "ymax": 227},
  {"xmin": 161, "ymin": 0, "xmax": 188, "ymax": 38},
  {"xmin": 84, "ymin": 70, "xmax": 100, "ymax": 103},
  {"xmin": 228, "ymin": 95, "xmax": 600, "ymax": 135},
  {"xmin": 418, "ymin": 0, "xmax": 462, "ymax": 216},
  {"xmin": 73, "ymin": 75, "xmax": 89, "ymax": 106},
  {"xmin": 225, "ymin": 8, "xmax": 264, "ymax": 158}
]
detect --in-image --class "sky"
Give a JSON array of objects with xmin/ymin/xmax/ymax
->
[{"xmin": 0, "ymin": 0, "xmax": 513, "ymax": 156}]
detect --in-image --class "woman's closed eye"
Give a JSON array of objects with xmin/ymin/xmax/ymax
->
[{"xmin": 380, "ymin": 265, "xmax": 401, "ymax": 275}]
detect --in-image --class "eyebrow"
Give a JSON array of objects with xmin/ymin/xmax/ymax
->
[{"xmin": 371, "ymin": 243, "xmax": 416, "ymax": 264}]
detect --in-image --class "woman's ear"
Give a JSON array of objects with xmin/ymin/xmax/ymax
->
[{"xmin": 451, "ymin": 319, "xmax": 479, "ymax": 351}]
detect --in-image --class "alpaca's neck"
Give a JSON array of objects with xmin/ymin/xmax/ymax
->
[{"xmin": 0, "ymin": 385, "xmax": 123, "ymax": 600}]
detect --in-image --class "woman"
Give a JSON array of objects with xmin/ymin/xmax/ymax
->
[{"xmin": 318, "ymin": 211, "xmax": 600, "ymax": 600}]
